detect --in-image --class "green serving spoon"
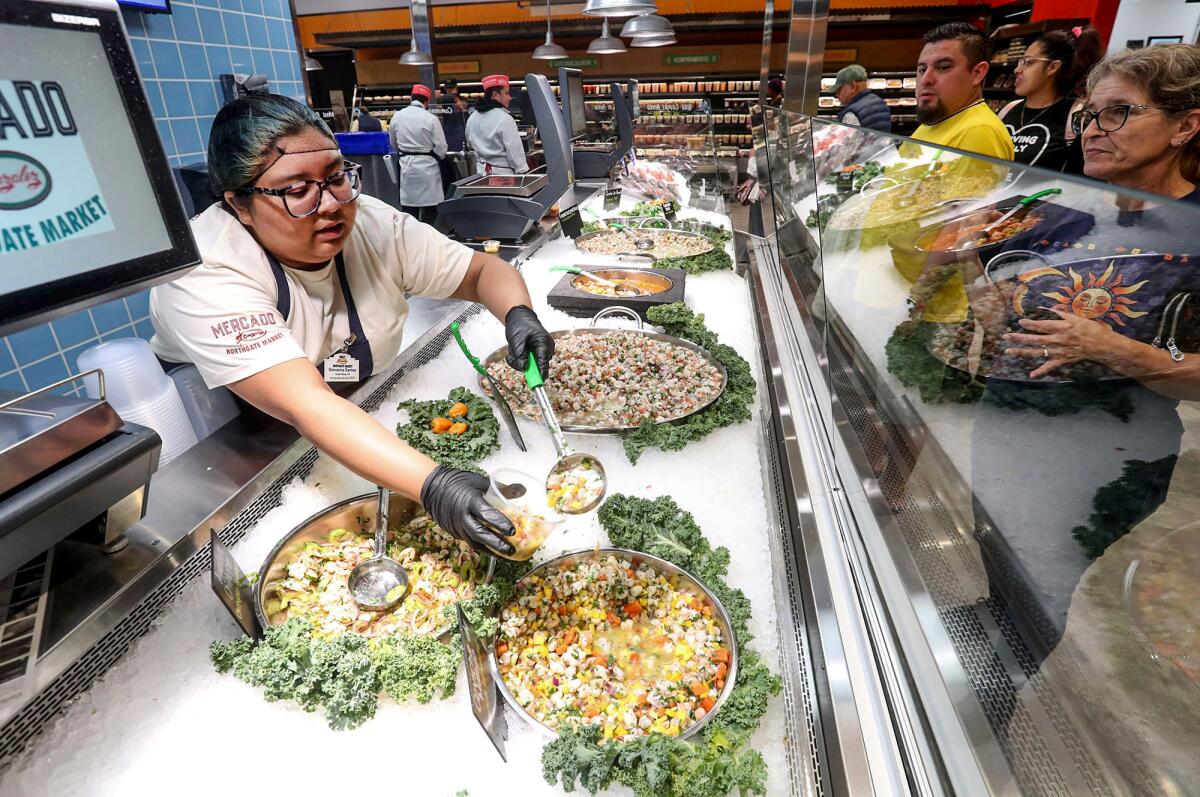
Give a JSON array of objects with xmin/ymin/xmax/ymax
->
[
  {"xmin": 522, "ymin": 354, "xmax": 607, "ymax": 515},
  {"xmin": 981, "ymin": 187, "xmax": 1062, "ymax": 234}
]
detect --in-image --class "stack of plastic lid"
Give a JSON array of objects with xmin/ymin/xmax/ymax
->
[{"xmin": 78, "ymin": 339, "xmax": 198, "ymax": 465}]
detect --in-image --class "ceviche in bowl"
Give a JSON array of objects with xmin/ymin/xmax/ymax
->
[
  {"xmin": 255, "ymin": 492, "xmax": 492, "ymax": 639},
  {"xmin": 492, "ymin": 549, "xmax": 737, "ymax": 742}
]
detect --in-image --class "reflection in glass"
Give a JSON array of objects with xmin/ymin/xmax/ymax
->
[{"xmin": 773, "ymin": 108, "xmax": 1200, "ymax": 794}]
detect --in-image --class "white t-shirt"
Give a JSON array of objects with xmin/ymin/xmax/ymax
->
[{"xmin": 150, "ymin": 195, "xmax": 472, "ymax": 388}]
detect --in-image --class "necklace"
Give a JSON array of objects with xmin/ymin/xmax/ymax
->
[{"xmin": 1017, "ymin": 97, "xmax": 1063, "ymax": 128}]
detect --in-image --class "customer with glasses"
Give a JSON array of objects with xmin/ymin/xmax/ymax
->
[
  {"xmin": 149, "ymin": 95, "xmax": 556, "ymax": 556},
  {"xmin": 998, "ymin": 26, "xmax": 1102, "ymax": 170},
  {"xmin": 1073, "ymin": 44, "xmax": 1200, "ymax": 203}
]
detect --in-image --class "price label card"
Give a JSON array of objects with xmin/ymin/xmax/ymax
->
[
  {"xmin": 836, "ymin": 169, "xmax": 855, "ymax": 193},
  {"xmin": 663, "ymin": 200, "xmax": 678, "ymax": 221},
  {"xmin": 211, "ymin": 532, "xmax": 263, "ymax": 639},
  {"xmin": 558, "ymin": 206, "xmax": 583, "ymax": 238},
  {"xmin": 604, "ymin": 184, "xmax": 622, "ymax": 211},
  {"xmin": 457, "ymin": 604, "xmax": 507, "ymax": 760}
]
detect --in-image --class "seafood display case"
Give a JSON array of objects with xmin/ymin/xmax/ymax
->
[{"xmin": 755, "ymin": 106, "xmax": 1200, "ymax": 796}]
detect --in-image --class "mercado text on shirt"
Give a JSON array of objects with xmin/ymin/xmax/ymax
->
[
  {"xmin": 211, "ymin": 313, "xmax": 287, "ymax": 356},
  {"xmin": 0, "ymin": 193, "xmax": 108, "ymax": 252}
]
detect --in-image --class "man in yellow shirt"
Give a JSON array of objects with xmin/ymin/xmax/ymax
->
[{"xmin": 912, "ymin": 22, "xmax": 1015, "ymax": 161}]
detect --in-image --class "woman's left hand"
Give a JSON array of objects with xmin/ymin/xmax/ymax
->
[{"xmin": 1003, "ymin": 307, "xmax": 1118, "ymax": 378}]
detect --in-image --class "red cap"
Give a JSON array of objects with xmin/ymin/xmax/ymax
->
[
  {"xmin": 411, "ymin": 84, "xmax": 432, "ymax": 100},
  {"xmin": 482, "ymin": 74, "xmax": 510, "ymax": 91}
]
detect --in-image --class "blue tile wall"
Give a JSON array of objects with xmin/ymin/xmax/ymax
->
[{"xmin": 0, "ymin": 0, "xmax": 306, "ymax": 396}]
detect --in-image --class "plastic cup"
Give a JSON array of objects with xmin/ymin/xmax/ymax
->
[{"xmin": 484, "ymin": 468, "xmax": 564, "ymax": 561}]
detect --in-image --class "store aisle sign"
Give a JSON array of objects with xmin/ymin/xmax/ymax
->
[
  {"xmin": 549, "ymin": 57, "xmax": 598, "ymax": 69},
  {"xmin": 439, "ymin": 60, "xmax": 480, "ymax": 75},
  {"xmin": 0, "ymin": 79, "xmax": 114, "ymax": 253},
  {"xmin": 665, "ymin": 54, "xmax": 719, "ymax": 65}
]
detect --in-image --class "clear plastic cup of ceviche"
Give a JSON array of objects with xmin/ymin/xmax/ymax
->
[{"xmin": 484, "ymin": 468, "xmax": 565, "ymax": 561}]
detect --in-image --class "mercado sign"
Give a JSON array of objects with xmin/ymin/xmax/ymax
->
[{"xmin": 665, "ymin": 53, "xmax": 719, "ymax": 65}]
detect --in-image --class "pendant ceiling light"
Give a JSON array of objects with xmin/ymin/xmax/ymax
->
[
  {"xmin": 629, "ymin": 33, "xmax": 675, "ymax": 47},
  {"xmin": 581, "ymin": 0, "xmax": 656, "ymax": 18},
  {"xmin": 399, "ymin": 38, "xmax": 433, "ymax": 65},
  {"xmin": 532, "ymin": 0, "xmax": 569, "ymax": 60},
  {"xmin": 303, "ymin": 56, "xmax": 323, "ymax": 71},
  {"xmin": 620, "ymin": 13, "xmax": 673, "ymax": 38},
  {"xmin": 587, "ymin": 18, "xmax": 626, "ymax": 54}
]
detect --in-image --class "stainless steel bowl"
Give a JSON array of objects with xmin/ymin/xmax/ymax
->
[
  {"xmin": 488, "ymin": 548, "xmax": 740, "ymax": 740},
  {"xmin": 570, "ymin": 269, "xmax": 674, "ymax": 297},
  {"xmin": 253, "ymin": 491, "xmax": 495, "ymax": 639}
]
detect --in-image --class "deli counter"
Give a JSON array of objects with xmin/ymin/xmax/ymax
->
[{"xmin": 4, "ymin": 89, "xmax": 1200, "ymax": 797}]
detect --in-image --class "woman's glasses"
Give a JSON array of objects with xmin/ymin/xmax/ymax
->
[
  {"xmin": 238, "ymin": 161, "xmax": 363, "ymax": 218},
  {"xmin": 1071, "ymin": 104, "xmax": 1165, "ymax": 136},
  {"xmin": 1016, "ymin": 56, "xmax": 1056, "ymax": 68}
]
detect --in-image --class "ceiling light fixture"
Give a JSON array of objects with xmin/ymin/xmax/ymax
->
[
  {"xmin": 587, "ymin": 18, "xmax": 626, "ymax": 54},
  {"xmin": 620, "ymin": 13, "xmax": 673, "ymax": 38},
  {"xmin": 581, "ymin": 0, "xmax": 656, "ymax": 18},
  {"xmin": 629, "ymin": 33, "xmax": 675, "ymax": 47},
  {"xmin": 303, "ymin": 56, "xmax": 323, "ymax": 71},
  {"xmin": 399, "ymin": 38, "xmax": 433, "ymax": 65},
  {"xmin": 532, "ymin": 0, "xmax": 569, "ymax": 60}
]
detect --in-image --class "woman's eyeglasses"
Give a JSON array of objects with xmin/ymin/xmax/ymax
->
[
  {"xmin": 1016, "ymin": 56, "xmax": 1056, "ymax": 68},
  {"xmin": 238, "ymin": 161, "xmax": 363, "ymax": 218},
  {"xmin": 1071, "ymin": 104, "xmax": 1166, "ymax": 136}
]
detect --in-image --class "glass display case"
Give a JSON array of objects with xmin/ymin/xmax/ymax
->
[{"xmin": 752, "ymin": 106, "xmax": 1200, "ymax": 796}]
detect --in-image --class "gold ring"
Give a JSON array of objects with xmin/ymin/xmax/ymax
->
[{"xmin": 1042, "ymin": 345, "xmax": 1050, "ymax": 358}]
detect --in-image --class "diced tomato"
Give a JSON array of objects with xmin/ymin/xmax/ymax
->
[
  {"xmin": 700, "ymin": 696, "xmax": 715, "ymax": 712},
  {"xmin": 712, "ymin": 648, "xmax": 730, "ymax": 663},
  {"xmin": 495, "ymin": 642, "xmax": 508, "ymax": 655},
  {"xmin": 624, "ymin": 601, "xmax": 643, "ymax": 617},
  {"xmin": 690, "ymin": 681, "xmax": 709, "ymax": 697},
  {"xmin": 584, "ymin": 705, "xmax": 600, "ymax": 718},
  {"xmin": 606, "ymin": 611, "xmax": 620, "ymax": 626}
]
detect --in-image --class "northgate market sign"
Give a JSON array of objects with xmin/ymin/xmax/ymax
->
[{"xmin": 0, "ymin": 79, "xmax": 113, "ymax": 253}]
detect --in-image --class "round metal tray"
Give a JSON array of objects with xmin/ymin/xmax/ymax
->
[
  {"xmin": 253, "ymin": 491, "xmax": 496, "ymax": 638},
  {"xmin": 489, "ymin": 547, "xmax": 740, "ymax": 740},
  {"xmin": 478, "ymin": 309, "xmax": 728, "ymax": 433},
  {"xmin": 574, "ymin": 226, "xmax": 714, "ymax": 260},
  {"xmin": 570, "ymin": 269, "xmax": 674, "ymax": 297}
]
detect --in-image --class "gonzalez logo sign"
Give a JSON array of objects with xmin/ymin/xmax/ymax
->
[{"xmin": 0, "ymin": 152, "xmax": 52, "ymax": 210}]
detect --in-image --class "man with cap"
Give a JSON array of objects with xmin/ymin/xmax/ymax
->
[
  {"xmin": 833, "ymin": 65, "xmax": 892, "ymax": 132},
  {"xmin": 465, "ymin": 74, "xmax": 529, "ymax": 175},
  {"xmin": 388, "ymin": 83, "xmax": 447, "ymax": 224}
]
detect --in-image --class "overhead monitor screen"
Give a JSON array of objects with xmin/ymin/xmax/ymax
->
[
  {"xmin": 0, "ymin": 2, "xmax": 196, "ymax": 336},
  {"xmin": 566, "ymin": 70, "xmax": 586, "ymax": 138},
  {"xmin": 116, "ymin": 0, "xmax": 170, "ymax": 13}
]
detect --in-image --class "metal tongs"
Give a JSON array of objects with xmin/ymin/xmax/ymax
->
[{"xmin": 450, "ymin": 322, "xmax": 527, "ymax": 452}]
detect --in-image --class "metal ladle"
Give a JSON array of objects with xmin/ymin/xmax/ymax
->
[
  {"xmin": 347, "ymin": 487, "xmax": 410, "ymax": 611},
  {"xmin": 522, "ymin": 354, "xmax": 608, "ymax": 515}
]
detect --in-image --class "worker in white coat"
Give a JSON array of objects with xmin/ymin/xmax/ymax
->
[
  {"xmin": 388, "ymin": 84, "xmax": 446, "ymax": 224},
  {"xmin": 465, "ymin": 74, "xmax": 529, "ymax": 175}
]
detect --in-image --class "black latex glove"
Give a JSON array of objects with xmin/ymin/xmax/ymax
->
[
  {"xmin": 504, "ymin": 305, "xmax": 555, "ymax": 379},
  {"xmin": 420, "ymin": 465, "xmax": 515, "ymax": 555}
]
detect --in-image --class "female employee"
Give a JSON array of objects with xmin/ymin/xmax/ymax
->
[
  {"xmin": 965, "ymin": 44, "xmax": 1200, "ymax": 641},
  {"xmin": 388, "ymin": 83, "xmax": 446, "ymax": 224},
  {"xmin": 998, "ymin": 26, "xmax": 1102, "ymax": 170},
  {"xmin": 150, "ymin": 94, "xmax": 557, "ymax": 555},
  {"xmin": 465, "ymin": 74, "xmax": 529, "ymax": 175}
]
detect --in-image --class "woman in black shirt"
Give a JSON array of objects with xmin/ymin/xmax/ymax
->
[{"xmin": 999, "ymin": 26, "xmax": 1102, "ymax": 171}]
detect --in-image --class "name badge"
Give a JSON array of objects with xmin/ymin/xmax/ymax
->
[{"xmin": 324, "ymin": 352, "xmax": 360, "ymax": 382}]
